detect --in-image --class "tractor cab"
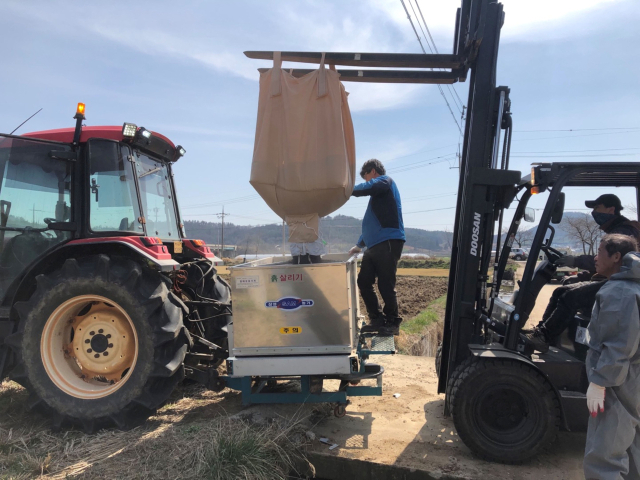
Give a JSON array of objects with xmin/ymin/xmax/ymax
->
[
  {"xmin": 0, "ymin": 133, "xmax": 75, "ymax": 298},
  {"xmin": 0, "ymin": 105, "xmax": 216, "ymax": 305}
]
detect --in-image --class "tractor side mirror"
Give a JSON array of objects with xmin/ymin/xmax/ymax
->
[
  {"xmin": 524, "ymin": 207, "xmax": 535, "ymax": 223},
  {"xmin": 551, "ymin": 193, "xmax": 565, "ymax": 224}
]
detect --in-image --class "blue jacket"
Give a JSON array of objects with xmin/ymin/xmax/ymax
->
[{"xmin": 352, "ymin": 175, "xmax": 405, "ymax": 248}]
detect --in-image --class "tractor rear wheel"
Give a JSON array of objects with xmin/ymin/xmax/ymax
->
[
  {"xmin": 5, "ymin": 255, "xmax": 188, "ymax": 432},
  {"xmin": 449, "ymin": 356, "xmax": 561, "ymax": 463}
]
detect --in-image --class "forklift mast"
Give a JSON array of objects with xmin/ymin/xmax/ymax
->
[
  {"xmin": 246, "ymin": 0, "xmax": 516, "ymax": 397},
  {"xmin": 435, "ymin": 1, "xmax": 521, "ymax": 395}
]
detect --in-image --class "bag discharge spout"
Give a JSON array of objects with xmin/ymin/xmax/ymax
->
[{"xmin": 250, "ymin": 52, "xmax": 356, "ymax": 243}]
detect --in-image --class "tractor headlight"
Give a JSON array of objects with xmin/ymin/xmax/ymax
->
[
  {"xmin": 122, "ymin": 123, "xmax": 137, "ymax": 138},
  {"xmin": 139, "ymin": 127, "xmax": 152, "ymax": 139},
  {"xmin": 176, "ymin": 145, "xmax": 186, "ymax": 157}
]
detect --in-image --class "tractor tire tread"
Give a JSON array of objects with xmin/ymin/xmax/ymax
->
[{"xmin": 6, "ymin": 255, "xmax": 188, "ymax": 432}]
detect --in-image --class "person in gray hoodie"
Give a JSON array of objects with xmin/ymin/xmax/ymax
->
[{"xmin": 583, "ymin": 234, "xmax": 640, "ymax": 480}]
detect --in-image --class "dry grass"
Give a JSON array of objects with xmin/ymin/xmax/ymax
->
[{"xmin": 0, "ymin": 381, "xmax": 315, "ymax": 480}]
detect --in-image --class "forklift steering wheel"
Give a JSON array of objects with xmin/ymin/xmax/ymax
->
[{"xmin": 540, "ymin": 244, "xmax": 563, "ymax": 263}]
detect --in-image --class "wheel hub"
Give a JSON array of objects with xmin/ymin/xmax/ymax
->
[
  {"xmin": 41, "ymin": 295, "xmax": 139, "ymax": 399},
  {"xmin": 69, "ymin": 303, "xmax": 136, "ymax": 382},
  {"xmin": 478, "ymin": 387, "xmax": 528, "ymax": 433},
  {"xmin": 90, "ymin": 334, "xmax": 109, "ymax": 353}
]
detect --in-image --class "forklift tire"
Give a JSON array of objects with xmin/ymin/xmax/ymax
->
[
  {"xmin": 435, "ymin": 344, "xmax": 442, "ymax": 377},
  {"xmin": 450, "ymin": 356, "xmax": 561, "ymax": 463},
  {"xmin": 5, "ymin": 255, "xmax": 188, "ymax": 432}
]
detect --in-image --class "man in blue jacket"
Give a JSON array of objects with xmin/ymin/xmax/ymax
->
[{"xmin": 349, "ymin": 159, "xmax": 405, "ymax": 336}]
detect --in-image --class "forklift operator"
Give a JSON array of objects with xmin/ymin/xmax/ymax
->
[
  {"xmin": 557, "ymin": 194, "xmax": 640, "ymax": 274},
  {"xmin": 348, "ymin": 159, "xmax": 405, "ymax": 336},
  {"xmin": 526, "ymin": 194, "xmax": 640, "ymax": 353}
]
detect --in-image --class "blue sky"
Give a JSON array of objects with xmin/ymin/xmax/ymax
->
[{"xmin": 1, "ymin": 0, "xmax": 638, "ymax": 236}]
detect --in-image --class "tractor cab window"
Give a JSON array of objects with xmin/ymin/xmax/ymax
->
[
  {"xmin": 134, "ymin": 152, "xmax": 179, "ymax": 239},
  {"xmin": 88, "ymin": 139, "xmax": 141, "ymax": 233},
  {"xmin": 0, "ymin": 135, "xmax": 72, "ymax": 298}
]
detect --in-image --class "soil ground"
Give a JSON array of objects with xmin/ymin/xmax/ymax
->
[
  {"xmin": 1, "ymin": 272, "xmax": 583, "ymax": 479},
  {"xmin": 360, "ymin": 276, "xmax": 448, "ymax": 320},
  {"xmin": 0, "ymin": 354, "xmax": 586, "ymax": 479},
  {"xmin": 310, "ymin": 355, "xmax": 586, "ymax": 480}
]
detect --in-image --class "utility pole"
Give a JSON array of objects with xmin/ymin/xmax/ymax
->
[{"xmin": 216, "ymin": 206, "xmax": 230, "ymax": 258}]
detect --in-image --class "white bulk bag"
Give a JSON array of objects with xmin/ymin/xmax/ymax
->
[{"xmin": 250, "ymin": 52, "xmax": 356, "ymax": 243}]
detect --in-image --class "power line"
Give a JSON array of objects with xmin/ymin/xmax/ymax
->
[
  {"xmin": 216, "ymin": 207, "xmax": 230, "ymax": 258},
  {"xmin": 389, "ymin": 154, "xmax": 457, "ymax": 173},
  {"xmin": 408, "ymin": 0, "xmax": 462, "ymax": 113},
  {"xmin": 385, "ymin": 143, "xmax": 458, "ymax": 162},
  {"xmin": 413, "ymin": 0, "xmax": 465, "ymax": 110},
  {"xmin": 182, "ymin": 194, "xmax": 260, "ymax": 209},
  {"xmin": 515, "ymin": 127, "xmax": 640, "ymax": 133},
  {"xmin": 403, "ymin": 206, "xmax": 456, "ymax": 215},
  {"xmin": 512, "ymin": 147, "xmax": 640, "ymax": 154},
  {"xmin": 399, "ymin": 0, "xmax": 462, "ymax": 135},
  {"xmin": 511, "ymin": 153, "xmax": 639, "ymax": 158},
  {"xmin": 513, "ymin": 130, "xmax": 638, "ymax": 142},
  {"xmin": 403, "ymin": 192, "xmax": 457, "ymax": 201}
]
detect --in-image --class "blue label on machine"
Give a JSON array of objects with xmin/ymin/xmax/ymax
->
[{"xmin": 265, "ymin": 297, "xmax": 314, "ymax": 311}]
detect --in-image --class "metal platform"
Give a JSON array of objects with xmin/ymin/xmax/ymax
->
[{"xmin": 361, "ymin": 334, "xmax": 396, "ymax": 355}]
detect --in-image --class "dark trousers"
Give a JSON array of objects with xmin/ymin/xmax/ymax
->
[
  {"xmin": 292, "ymin": 254, "xmax": 322, "ymax": 264},
  {"xmin": 357, "ymin": 240, "xmax": 404, "ymax": 320},
  {"xmin": 536, "ymin": 280, "xmax": 606, "ymax": 339}
]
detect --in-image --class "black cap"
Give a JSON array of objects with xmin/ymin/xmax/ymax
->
[{"xmin": 585, "ymin": 194, "xmax": 623, "ymax": 211}]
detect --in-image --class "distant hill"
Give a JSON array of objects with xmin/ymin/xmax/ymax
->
[
  {"xmin": 185, "ymin": 215, "xmax": 453, "ymax": 256},
  {"xmin": 506, "ymin": 211, "xmax": 601, "ymax": 252}
]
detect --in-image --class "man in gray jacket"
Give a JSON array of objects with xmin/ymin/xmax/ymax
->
[
  {"xmin": 583, "ymin": 234, "xmax": 640, "ymax": 480},
  {"xmin": 526, "ymin": 194, "xmax": 640, "ymax": 353}
]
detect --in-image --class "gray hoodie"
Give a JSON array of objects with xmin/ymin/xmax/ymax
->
[{"xmin": 586, "ymin": 252, "xmax": 640, "ymax": 388}]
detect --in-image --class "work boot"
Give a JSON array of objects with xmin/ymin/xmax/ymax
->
[
  {"xmin": 379, "ymin": 317, "xmax": 403, "ymax": 336},
  {"xmin": 360, "ymin": 315, "xmax": 386, "ymax": 333},
  {"xmin": 523, "ymin": 328, "xmax": 550, "ymax": 354}
]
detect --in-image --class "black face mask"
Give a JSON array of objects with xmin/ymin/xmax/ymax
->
[{"xmin": 592, "ymin": 211, "xmax": 615, "ymax": 226}]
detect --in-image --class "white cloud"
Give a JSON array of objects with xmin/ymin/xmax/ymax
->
[
  {"xmin": 2, "ymin": 0, "xmax": 629, "ymax": 115},
  {"xmin": 346, "ymin": 82, "xmax": 427, "ymax": 112}
]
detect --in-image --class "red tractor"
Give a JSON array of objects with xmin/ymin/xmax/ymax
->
[{"xmin": 0, "ymin": 104, "xmax": 231, "ymax": 431}]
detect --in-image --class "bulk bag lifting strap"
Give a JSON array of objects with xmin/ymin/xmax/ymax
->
[{"xmin": 250, "ymin": 51, "xmax": 356, "ymax": 243}]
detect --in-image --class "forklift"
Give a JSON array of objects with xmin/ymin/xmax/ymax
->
[{"xmin": 246, "ymin": 0, "xmax": 632, "ymax": 463}]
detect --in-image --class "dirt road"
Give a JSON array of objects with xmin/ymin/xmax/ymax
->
[{"xmin": 309, "ymin": 354, "xmax": 586, "ymax": 479}]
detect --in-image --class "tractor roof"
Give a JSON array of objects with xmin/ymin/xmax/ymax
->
[{"xmin": 22, "ymin": 126, "xmax": 175, "ymax": 148}]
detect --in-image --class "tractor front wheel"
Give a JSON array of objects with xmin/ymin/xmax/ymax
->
[
  {"xmin": 6, "ymin": 255, "xmax": 188, "ymax": 432},
  {"xmin": 449, "ymin": 357, "xmax": 561, "ymax": 463}
]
